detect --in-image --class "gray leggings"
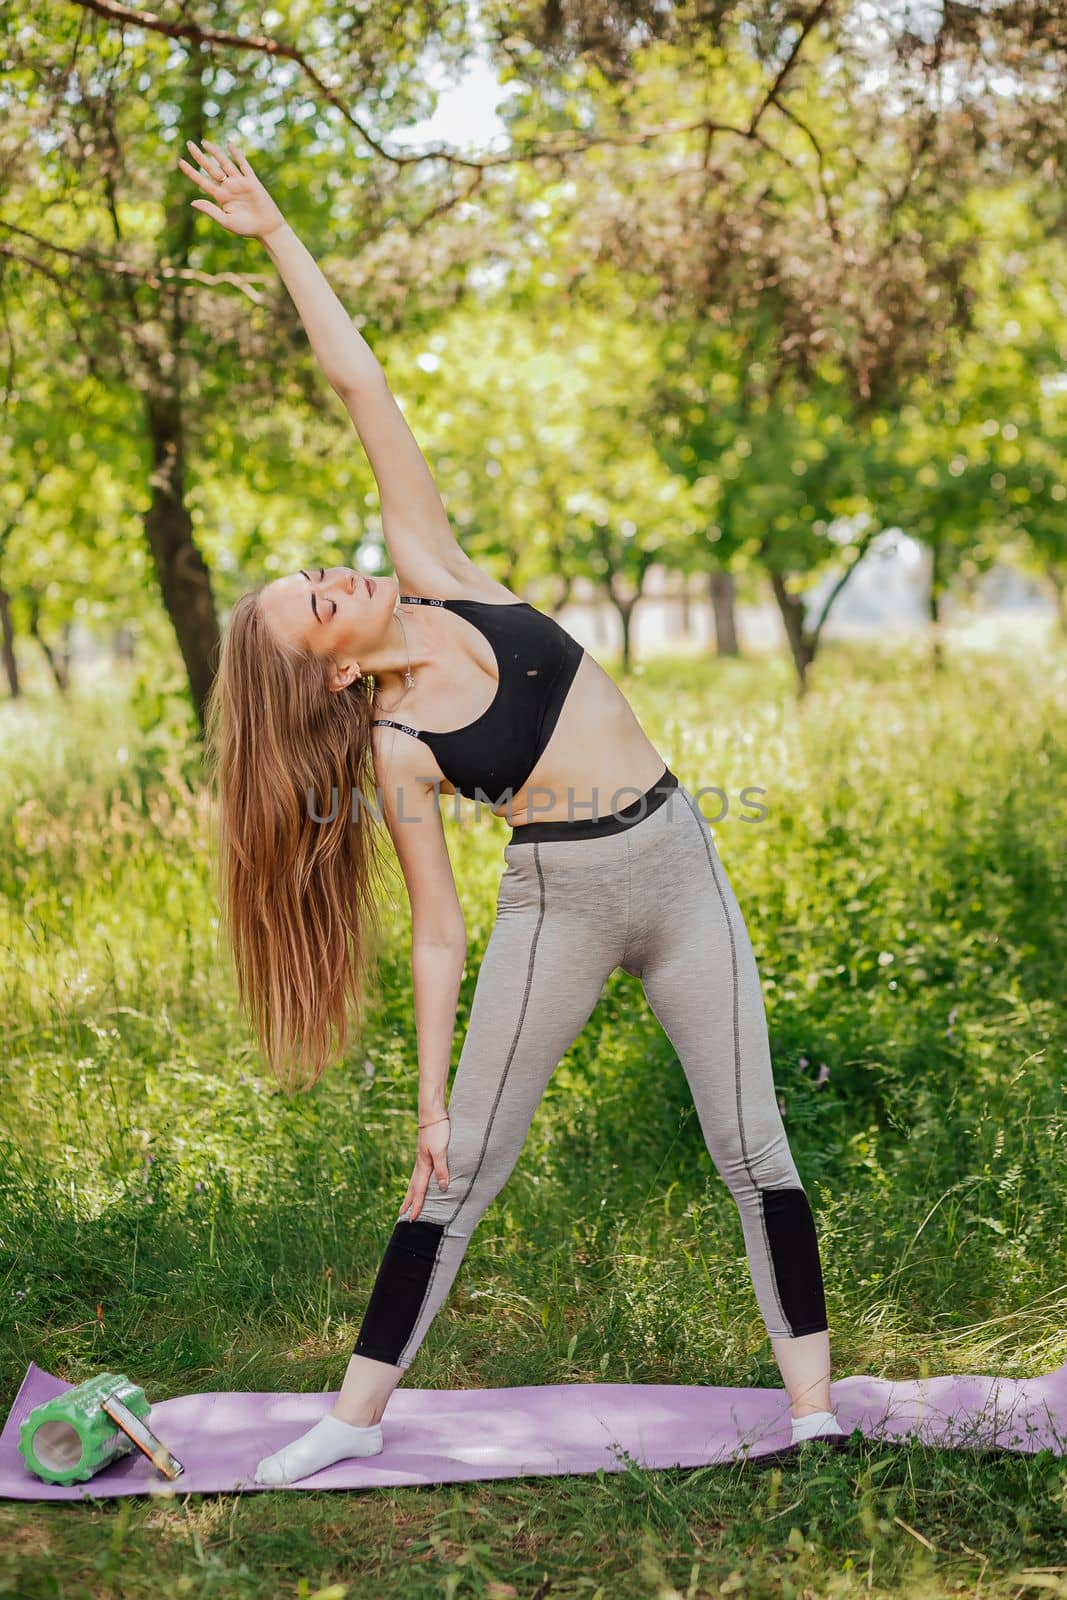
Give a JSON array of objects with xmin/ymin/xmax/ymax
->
[{"xmin": 353, "ymin": 769, "xmax": 829, "ymax": 1368}]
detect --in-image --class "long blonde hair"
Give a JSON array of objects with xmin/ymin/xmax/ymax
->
[{"xmin": 203, "ymin": 587, "xmax": 391, "ymax": 1094}]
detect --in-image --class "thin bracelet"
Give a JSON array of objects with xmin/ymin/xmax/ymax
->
[{"xmin": 418, "ymin": 1113, "xmax": 450, "ymax": 1129}]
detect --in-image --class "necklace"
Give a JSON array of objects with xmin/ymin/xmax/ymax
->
[{"xmin": 370, "ymin": 597, "xmax": 417, "ymax": 714}]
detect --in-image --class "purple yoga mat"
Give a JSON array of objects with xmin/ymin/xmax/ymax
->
[{"xmin": 2, "ymin": 1357, "xmax": 1064, "ymax": 1499}]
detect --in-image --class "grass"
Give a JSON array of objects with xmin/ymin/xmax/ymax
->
[{"xmin": 1, "ymin": 626, "xmax": 1065, "ymax": 1598}]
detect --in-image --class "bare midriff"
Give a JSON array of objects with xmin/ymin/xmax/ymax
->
[{"xmin": 436, "ymin": 649, "xmax": 668, "ymax": 827}]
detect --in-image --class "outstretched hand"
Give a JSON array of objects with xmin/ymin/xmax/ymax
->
[{"xmin": 178, "ymin": 137, "xmax": 287, "ymax": 239}]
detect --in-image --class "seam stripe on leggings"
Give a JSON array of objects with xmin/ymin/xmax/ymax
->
[
  {"xmin": 677, "ymin": 788, "xmax": 791, "ymax": 1335},
  {"xmin": 396, "ymin": 842, "xmax": 549, "ymax": 1366}
]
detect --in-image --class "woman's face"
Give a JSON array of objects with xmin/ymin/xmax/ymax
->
[{"xmin": 261, "ymin": 564, "xmax": 397, "ymax": 675}]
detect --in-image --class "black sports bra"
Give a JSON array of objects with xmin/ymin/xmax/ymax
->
[{"xmin": 371, "ymin": 595, "xmax": 585, "ymax": 804}]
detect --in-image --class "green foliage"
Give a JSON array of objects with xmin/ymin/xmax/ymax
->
[
  {"xmin": 124, "ymin": 664, "xmax": 202, "ymax": 790},
  {"xmin": 3, "ymin": 2, "xmax": 1063, "ymax": 710}
]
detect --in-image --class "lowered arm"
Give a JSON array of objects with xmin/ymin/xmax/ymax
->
[{"xmin": 373, "ymin": 734, "xmax": 468, "ymax": 1124}]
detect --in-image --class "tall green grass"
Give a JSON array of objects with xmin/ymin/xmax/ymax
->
[{"xmin": 1, "ymin": 632, "xmax": 1064, "ymax": 1598}]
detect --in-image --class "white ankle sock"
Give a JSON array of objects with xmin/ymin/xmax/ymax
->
[
  {"xmin": 791, "ymin": 1409, "xmax": 845, "ymax": 1443},
  {"xmin": 254, "ymin": 1411, "xmax": 384, "ymax": 1485}
]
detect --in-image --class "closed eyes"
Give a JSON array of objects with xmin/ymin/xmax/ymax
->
[{"xmin": 300, "ymin": 566, "xmax": 336, "ymax": 622}]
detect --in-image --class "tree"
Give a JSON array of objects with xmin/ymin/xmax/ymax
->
[
  {"xmin": 481, "ymin": 0, "xmax": 1065, "ymax": 679},
  {"xmin": 0, "ymin": 2, "xmax": 486, "ymax": 725}
]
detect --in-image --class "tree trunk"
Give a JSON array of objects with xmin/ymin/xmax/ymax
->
[
  {"xmin": 769, "ymin": 571, "xmax": 813, "ymax": 693},
  {"xmin": 550, "ymin": 569, "xmax": 575, "ymax": 618},
  {"xmin": 143, "ymin": 393, "xmax": 221, "ymax": 733},
  {"xmin": 617, "ymin": 599, "xmax": 635, "ymax": 673},
  {"xmin": 709, "ymin": 569, "xmax": 740, "ymax": 657},
  {"xmin": 929, "ymin": 538, "xmax": 946, "ymax": 670},
  {"xmin": 57, "ymin": 622, "xmax": 73, "ymax": 692},
  {"xmin": 0, "ymin": 587, "xmax": 19, "ymax": 697},
  {"xmin": 27, "ymin": 599, "xmax": 69, "ymax": 694},
  {"xmin": 1048, "ymin": 563, "xmax": 1067, "ymax": 636}
]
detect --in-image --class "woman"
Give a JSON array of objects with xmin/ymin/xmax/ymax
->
[{"xmin": 182, "ymin": 136, "xmax": 849, "ymax": 1484}]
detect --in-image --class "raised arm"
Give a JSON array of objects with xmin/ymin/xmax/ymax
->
[{"xmin": 178, "ymin": 135, "xmax": 473, "ymax": 584}]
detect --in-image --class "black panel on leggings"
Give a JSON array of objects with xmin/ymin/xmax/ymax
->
[
  {"xmin": 352, "ymin": 1218, "xmax": 445, "ymax": 1366},
  {"xmin": 759, "ymin": 1187, "xmax": 829, "ymax": 1337}
]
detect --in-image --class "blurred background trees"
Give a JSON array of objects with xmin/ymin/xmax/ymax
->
[{"xmin": 0, "ymin": 0, "xmax": 1062, "ymax": 722}]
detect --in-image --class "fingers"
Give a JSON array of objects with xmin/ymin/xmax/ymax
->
[
  {"xmin": 177, "ymin": 155, "xmax": 221, "ymax": 198},
  {"xmin": 397, "ymin": 1164, "xmax": 421, "ymax": 1220},
  {"xmin": 179, "ymin": 136, "xmax": 253, "ymax": 190},
  {"xmin": 184, "ymin": 138, "xmax": 225, "ymax": 182},
  {"xmin": 410, "ymin": 1165, "xmax": 432, "ymax": 1221},
  {"xmin": 202, "ymin": 137, "xmax": 239, "ymax": 178},
  {"xmin": 433, "ymin": 1153, "xmax": 450, "ymax": 1191},
  {"xmin": 189, "ymin": 199, "xmax": 228, "ymax": 226},
  {"xmin": 227, "ymin": 138, "xmax": 254, "ymax": 178}
]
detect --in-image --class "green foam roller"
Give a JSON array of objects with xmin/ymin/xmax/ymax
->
[{"xmin": 18, "ymin": 1373, "xmax": 150, "ymax": 1486}]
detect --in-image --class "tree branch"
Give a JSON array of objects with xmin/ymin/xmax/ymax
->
[
  {"xmin": 0, "ymin": 221, "xmax": 271, "ymax": 302},
  {"xmin": 809, "ymin": 523, "xmax": 883, "ymax": 649},
  {"xmin": 747, "ymin": 0, "xmax": 837, "ymax": 135},
  {"xmin": 68, "ymin": 0, "xmax": 796, "ymax": 173}
]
